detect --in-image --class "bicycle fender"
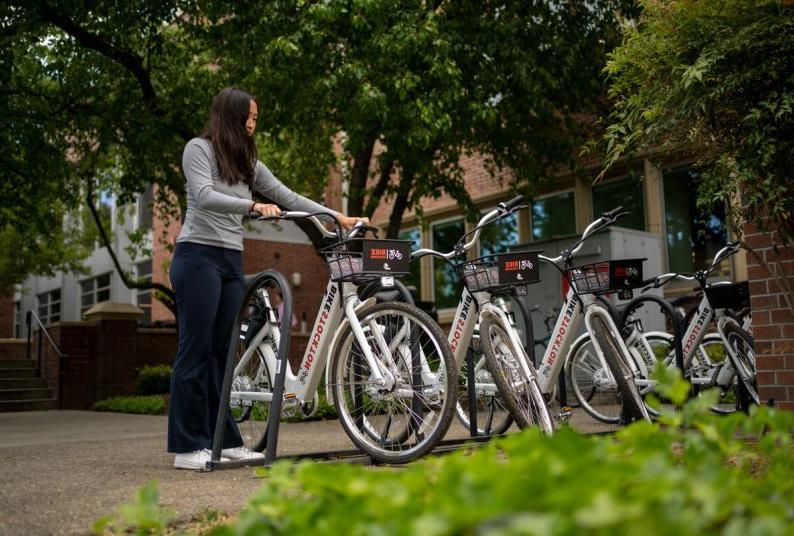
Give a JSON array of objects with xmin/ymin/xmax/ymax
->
[{"xmin": 323, "ymin": 296, "xmax": 378, "ymax": 406}]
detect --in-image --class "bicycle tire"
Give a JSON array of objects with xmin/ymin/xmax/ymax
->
[
  {"xmin": 455, "ymin": 339, "xmax": 514, "ymax": 436},
  {"xmin": 722, "ymin": 323, "xmax": 758, "ymax": 411},
  {"xmin": 645, "ymin": 332, "xmax": 740, "ymax": 415},
  {"xmin": 329, "ymin": 302, "xmax": 456, "ymax": 464},
  {"xmin": 480, "ymin": 316, "xmax": 554, "ymax": 434},
  {"xmin": 564, "ymin": 334, "xmax": 622, "ymax": 424},
  {"xmin": 589, "ymin": 314, "xmax": 651, "ymax": 423}
]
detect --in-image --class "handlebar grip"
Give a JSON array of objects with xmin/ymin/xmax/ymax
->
[
  {"xmin": 601, "ymin": 206, "xmax": 624, "ymax": 219},
  {"xmin": 500, "ymin": 195, "xmax": 526, "ymax": 212}
]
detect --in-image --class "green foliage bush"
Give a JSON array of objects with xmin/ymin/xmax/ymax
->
[
  {"xmin": 92, "ymin": 395, "xmax": 167, "ymax": 415},
  {"xmin": 602, "ymin": 0, "xmax": 794, "ymax": 244},
  {"xmin": 134, "ymin": 364, "xmax": 171, "ymax": 396},
  {"xmin": 97, "ymin": 369, "xmax": 794, "ymax": 535}
]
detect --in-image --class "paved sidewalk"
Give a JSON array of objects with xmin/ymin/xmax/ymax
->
[{"xmin": 0, "ymin": 410, "xmax": 616, "ymax": 535}]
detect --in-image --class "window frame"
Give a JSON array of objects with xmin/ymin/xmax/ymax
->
[
  {"xmin": 398, "ymin": 227, "xmax": 423, "ymax": 297},
  {"xmin": 135, "ymin": 260, "xmax": 153, "ymax": 323},
  {"xmin": 429, "ymin": 215, "xmax": 466, "ymax": 312},
  {"xmin": 80, "ymin": 272, "xmax": 113, "ymax": 316},
  {"xmin": 36, "ymin": 289, "xmax": 61, "ymax": 326},
  {"xmin": 660, "ymin": 165, "xmax": 733, "ymax": 281},
  {"xmin": 529, "ymin": 188, "xmax": 577, "ymax": 242},
  {"xmin": 591, "ymin": 174, "xmax": 647, "ymax": 232}
]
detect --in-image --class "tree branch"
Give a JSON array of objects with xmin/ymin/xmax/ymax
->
[{"xmin": 38, "ymin": 1, "xmax": 156, "ymax": 102}]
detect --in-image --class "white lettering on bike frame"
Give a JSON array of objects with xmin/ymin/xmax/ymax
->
[
  {"xmin": 681, "ymin": 295, "xmax": 713, "ymax": 369},
  {"xmin": 448, "ymin": 289, "xmax": 478, "ymax": 371},
  {"xmin": 537, "ymin": 287, "xmax": 583, "ymax": 394}
]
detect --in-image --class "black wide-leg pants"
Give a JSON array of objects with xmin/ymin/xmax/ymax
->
[{"xmin": 167, "ymin": 241, "xmax": 245, "ymax": 453}]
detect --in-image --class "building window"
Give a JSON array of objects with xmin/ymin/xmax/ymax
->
[
  {"xmin": 431, "ymin": 218, "xmax": 465, "ymax": 310},
  {"xmin": 531, "ymin": 191, "xmax": 576, "ymax": 241},
  {"xmin": 592, "ymin": 176, "xmax": 645, "ymax": 231},
  {"xmin": 663, "ymin": 167, "xmax": 729, "ymax": 275},
  {"xmin": 137, "ymin": 185, "xmax": 153, "ymax": 232},
  {"xmin": 81, "ymin": 273, "xmax": 112, "ymax": 316},
  {"xmin": 14, "ymin": 301, "xmax": 22, "ymax": 338},
  {"xmin": 36, "ymin": 289, "xmax": 61, "ymax": 325},
  {"xmin": 479, "ymin": 211, "xmax": 519, "ymax": 257},
  {"xmin": 136, "ymin": 260, "xmax": 153, "ymax": 324},
  {"xmin": 399, "ymin": 229, "xmax": 422, "ymax": 297}
]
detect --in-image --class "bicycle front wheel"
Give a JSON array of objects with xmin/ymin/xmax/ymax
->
[
  {"xmin": 455, "ymin": 335, "xmax": 513, "ymax": 436},
  {"xmin": 589, "ymin": 314, "xmax": 651, "ymax": 423},
  {"xmin": 480, "ymin": 316, "xmax": 554, "ymax": 434},
  {"xmin": 329, "ymin": 302, "xmax": 456, "ymax": 464}
]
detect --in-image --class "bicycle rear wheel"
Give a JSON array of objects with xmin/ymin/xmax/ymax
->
[
  {"xmin": 330, "ymin": 302, "xmax": 456, "ymax": 464},
  {"xmin": 480, "ymin": 316, "xmax": 554, "ymax": 434},
  {"xmin": 565, "ymin": 335, "xmax": 622, "ymax": 424},
  {"xmin": 230, "ymin": 292, "xmax": 276, "ymax": 452},
  {"xmin": 588, "ymin": 314, "xmax": 651, "ymax": 423}
]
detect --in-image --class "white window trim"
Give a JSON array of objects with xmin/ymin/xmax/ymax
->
[{"xmin": 80, "ymin": 273, "xmax": 113, "ymax": 316}]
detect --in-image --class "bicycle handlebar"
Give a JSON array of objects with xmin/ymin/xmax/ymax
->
[
  {"xmin": 540, "ymin": 206, "xmax": 628, "ymax": 266},
  {"xmin": 500, "ymin": 195, "xmax": 525, "ymax": 213},
  {"xmin": 412, "ymin": 196, "xmax": 526, "ymax": 261},
  {"xmin": 250, "ymin": 210, "xmax": 371, "ymax": 241},
  {"xmin": 640, "ymin": 242, "xmax": 742, "ymax": 292}
]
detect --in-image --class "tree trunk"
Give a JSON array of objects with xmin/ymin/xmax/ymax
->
[
  {"xmin": 364, "ymin": 159, "xmax": 394, "ymax": 218},
  {"xmin": 386, "ymin": 172, "xmax": 414, "ymax": 239},
  {"xmin": 346, "ymin": 132, "xmax": 378, "ymax": 217}
]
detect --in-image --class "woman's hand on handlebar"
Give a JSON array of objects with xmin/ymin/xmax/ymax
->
[
  {"xmin": 252, "ymin": 203, "xmax": 282, "ymax": 218},
  {"xmin": 338, "ymin": 214, "xmax": 369, "ymax": 231}
]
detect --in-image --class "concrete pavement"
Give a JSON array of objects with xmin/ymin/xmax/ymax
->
[{"xmin": 0, "ymin": 410, "xmax": 617, "ymax": 535}]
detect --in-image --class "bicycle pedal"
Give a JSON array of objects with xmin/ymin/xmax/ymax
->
[{"xmin": 558, "ymin": 406, "xmax": 574, "ymax": 422}]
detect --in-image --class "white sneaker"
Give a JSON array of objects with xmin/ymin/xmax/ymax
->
[
  {"xmin": 173, "ymin": 448, "xmax": 229, "ymax": 470},
  {"xmin": 221, "ymin": 446, "xmax": 266, "ymax": 461}
]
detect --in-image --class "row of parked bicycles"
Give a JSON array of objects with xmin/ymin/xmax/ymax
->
[{"xmin": 228, "ymin": 197, "xmax": 758, "ymax": 464}]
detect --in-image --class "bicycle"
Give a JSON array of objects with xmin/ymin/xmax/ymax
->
[
  {"xmin": 413, "ymin": 196, "xmax": 555, "ymax": 435},
  {"xmin": 526, "ymin": 207, "xmax": 652, "ymax": 424},
  {"xmin": 229, "ymin": 211, "xmax": 456, "ymax": 464},
  {"xmin": 567, "ymin": 242, "xmax": 757, "ymax": 421}
]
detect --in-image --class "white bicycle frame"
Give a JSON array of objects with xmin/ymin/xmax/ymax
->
[{"xmin": 229, "ymin": 215, "xmax": 414, "ymax": 412}]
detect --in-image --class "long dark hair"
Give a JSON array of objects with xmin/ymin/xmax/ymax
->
[{"xmin": 202, "ymin": 87, "xmax": 257, "ymax": 187}]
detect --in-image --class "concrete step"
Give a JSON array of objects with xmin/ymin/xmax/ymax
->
[
  {"xmin": 0, "ymin": 359, "xmax": 36, "ymax": 369},
  {"xmin": 0, "ymin": 368, "xmax": 39, "ymax": 379},
  {"xmin": 0, "ymin": 399, "xmax": 58, "ymax": 412},
  {"xmin": 0, "ymin": 378, "xmax": 48, "ymax": 389},
  {"xmin": 0, "ymin": 388, "xmax": 54, "ymax": 402}
]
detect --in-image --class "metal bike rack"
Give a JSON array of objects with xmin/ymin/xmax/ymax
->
[{"xmin": 206, "ymin": 269, "xmax": 293, "ymax": 470}]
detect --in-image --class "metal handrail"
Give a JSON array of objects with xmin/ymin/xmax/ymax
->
[{"xmin": 25, "ymin": 311, "xmax": 69, "ymax": 409}]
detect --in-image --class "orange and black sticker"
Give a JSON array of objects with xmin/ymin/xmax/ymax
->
[{"xmin": 362, "ymin": 239, "xmax": 411, "ymax": 274}]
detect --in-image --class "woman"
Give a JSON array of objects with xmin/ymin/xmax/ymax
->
[{"xmin": 169, "ymin": 87, "xmax": 363, "ymax": 469}]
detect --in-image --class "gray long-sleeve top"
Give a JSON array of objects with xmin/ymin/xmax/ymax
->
[{"xmin": 176, "ymin": 137, "xmax": 336, "ymax": 251}]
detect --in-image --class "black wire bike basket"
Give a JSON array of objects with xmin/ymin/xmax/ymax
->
[
  {"xmin": 455, "ymin": 251, "xmax": 542, "ymax": 294},
  {"xmin": 320, "ymin": 238, "xmax": 412, "ymax": 283},
  {"xmin": 705, "ymin": 281, "xmax": 750, "ymax": 309},
  {"xmin": 566, "ymin": 258, "xmax": 646, "ymax": 295}
]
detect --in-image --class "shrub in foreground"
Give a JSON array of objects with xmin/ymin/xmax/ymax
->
[{"xmin": 96, "ymin": 370, "xmax": 794, "ymax": 535}]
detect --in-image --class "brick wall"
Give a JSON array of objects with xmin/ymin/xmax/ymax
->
[
  {"xmin": 743, "ymin": 222, "xmax": 794, "ymax": 410},
  {"xmin": 0, "ymin": 295, "xmax": 15, "ymax": 338},
  {"xmin": 31, "ymin": 320, "xmax": 176, "ymax": 409}
]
